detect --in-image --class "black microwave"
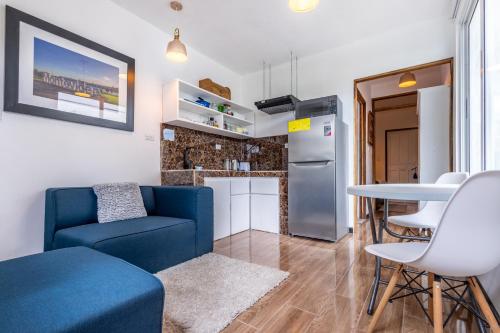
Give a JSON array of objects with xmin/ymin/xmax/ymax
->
[{"xmin": 295, "ymin": 95, "xmax": 342, "ymax": 119}]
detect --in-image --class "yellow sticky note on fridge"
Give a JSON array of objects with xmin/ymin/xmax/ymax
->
[{"xmin": 288, "ymin": 118, "xmax": 311, "ymax": 133}]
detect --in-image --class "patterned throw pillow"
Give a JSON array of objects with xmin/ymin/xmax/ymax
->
[{"xmin": 92, "ymin": 182, "xmax": 147, "ymax": 223}]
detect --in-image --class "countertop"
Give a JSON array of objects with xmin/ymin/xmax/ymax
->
[{"xmin": 161, "ymin": 169, "xmax": 287, "ymax": 173}]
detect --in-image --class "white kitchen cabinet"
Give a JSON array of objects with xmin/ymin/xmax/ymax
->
[
  {"xmin": 205, "ymin": 177, "xmax": 280, "ymax": 240},
  {"xmin": 251, "ymin": 195, "xmax": 280, "ymax": 234},
  {"xmin": 251, "ymin": 178, "xmax": 279, "ymax": 194},
  {"xmin": 250, "ymin": 178, "xmax": 280, "ymax": 234},
  {"xmin": 204, "ymin": 178, "xmax": 231, "ymax": 240},
  {"xmin": 231, "ymin": 178, "xmax": 250, "ymax": 195},
  {"xmin": 231, "ymin": 194, "xmax": 250, "ymax": 234}
]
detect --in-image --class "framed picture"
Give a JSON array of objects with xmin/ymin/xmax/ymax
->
[
  {"xmin": 368, "ymin": 110, "xmax": 375, "ymax": 145},
  {"xmin": 4, "ymin": 6, "xmax": 135, "ymax": 131}
]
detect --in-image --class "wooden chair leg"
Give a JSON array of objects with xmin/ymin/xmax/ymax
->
[
  {"xmin": 367, "ymin": 264, "xmax": 403, "ymax": 333},
  {"xmin": 433, "ymin": 276, "xmax": 443, "ymax": 333},
  {"xmin": 468, "ymin": 277, "xmax": 500, "ymax": 333},
  {"xmin": 428, "ymin": 273, "xmax": 435, "ymax": 321}
]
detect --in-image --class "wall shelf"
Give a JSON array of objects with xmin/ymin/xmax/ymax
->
[{"xmin": 163, "ymin": 79, "xmax": 255, "ymax": 138}]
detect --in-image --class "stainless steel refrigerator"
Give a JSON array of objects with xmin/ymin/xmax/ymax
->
[{"xmin": 288, "ymin": 96, "xmax": 348, "ymax": 242}]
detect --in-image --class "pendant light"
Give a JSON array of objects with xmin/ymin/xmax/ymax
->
[
  {"xmin": 398, "ymin": 72, "xmax": 417, "ymax": 88},
  {"xmin": 289, "ymin": 0, "xmax": 319, "ymax": 13},
  {"xmin": 166, "ymin": 1, "xmax": 187, "ymax": 63}
]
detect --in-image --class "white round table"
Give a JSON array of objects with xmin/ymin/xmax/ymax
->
[
  {"xmin": 347, "ymin": 183, "xmax": 459, "ymax": 201},
  {"xmin": 347, "ymin": 183, "xmax": 460, "ymax": 315}
]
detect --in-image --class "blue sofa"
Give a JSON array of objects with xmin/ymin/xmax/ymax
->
[
  {"xmin": 45, "ymin": 186, "xmax": 213, "ymax": 273},
  {"xmin": 0, "ymin": 247, "xmax": 164, "ymax": 333}
]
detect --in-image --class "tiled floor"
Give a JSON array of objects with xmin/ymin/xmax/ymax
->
[{"xmin": 215, "ymin": 227, "xmax": 480, "ymax": 333}]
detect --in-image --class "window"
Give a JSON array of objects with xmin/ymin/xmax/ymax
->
[
  {"xmin": 484, "ymin": 0, "xmax": 500, "ymax": 169},
  {"xmin": 462, "ymin": 0, "xmax": 500, "ymax": 173},
  {"xmin": 467, "ymin": 2, "xmax": 483, "ymax": 173}
]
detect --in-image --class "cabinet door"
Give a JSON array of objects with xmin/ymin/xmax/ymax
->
[
  {"xmin": 230, "ymin": 194, "xmax": 250, "ymax": 234},
  {"xmin": 231, "ymin": 178, "xmax": 250, "ymax": 195},
  {"xmin": 251, "ymin": 194, "xmax": 279, "ymax": 234},
  {"xmin": 251, "ymin": 178, "xmax": 279, "ymax": 195},
  {"xmin": 204, "ymin": 178, "xmax": 231, "ymax": 240}
]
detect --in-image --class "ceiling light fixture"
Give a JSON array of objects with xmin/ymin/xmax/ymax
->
[
  {"xmin": 398, "ymin": 72, "xmax": 417, "ymax": 88},
  {"xmin": 166, "ymin": 1, "xmax": 187, "ymax": 63},
  {"xmin": 289, "ymin": 0, "xmax": 319, "ymax": 13}
]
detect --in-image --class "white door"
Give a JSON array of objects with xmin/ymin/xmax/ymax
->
[
  {"xmin": 231, "ymin": 194, "xmax": 250, "ymax": 234},
  {"xmin": 204, "ymin": 178, "xmax": 231, "ymax": 240},
  {"xmin": 387, "ymin": 129, "xmax": 419, "ymax": 183},
  {"xmin": 251, "ymin": 194, "xmax": 279, "ymax": 234}
]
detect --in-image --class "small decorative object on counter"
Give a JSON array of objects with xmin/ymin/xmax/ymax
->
[
  {"xmin": 199, "ymin": 78, "xmax": 231, "ymax": 100},
  {"xmin": 231, "ymin": 159, "xmax": 239, "ymax": 171},
  {"xmin": 239, "ymin": 161, "xmax": 250, "ymax": 172}
]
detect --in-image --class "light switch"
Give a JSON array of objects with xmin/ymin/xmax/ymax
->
[{"xmin": 163, "ymin": 128, "xmax": 175, "ymax": 141}]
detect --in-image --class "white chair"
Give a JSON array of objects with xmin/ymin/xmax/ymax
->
[
  {"xmin": 387, "ymin": 172, "xmax": 468, "ymax": 231},
  {"xmin": 366, "ymin": 171, "xmax": 500, "ymax": 333}
]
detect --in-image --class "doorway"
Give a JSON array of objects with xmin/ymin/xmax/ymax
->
[
  {"xmin": 386, "ymin": 128, "xmax": 419, "ymax": 183},
  {"xmin": 353, "ymin": 58, "xmax": 454, "ymax": 233},
  {"xmin": 356, "ymin": 89, "xmax": 367, "ymax": 218}
]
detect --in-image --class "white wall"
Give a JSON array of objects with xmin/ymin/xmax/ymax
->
[
  {"xmin": 243, "ymin": 17, "xmax": 455, "ymax": 227},
  {"xmin": 0, "ymin": 0, "xmax": 244, "ymax": 261}
]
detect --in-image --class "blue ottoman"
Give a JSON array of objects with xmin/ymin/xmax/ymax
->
[{"xmin": 0, "ymin": 247, "xmax": 164, "ymax": 333}]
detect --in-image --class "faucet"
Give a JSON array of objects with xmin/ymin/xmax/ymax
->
[{"xmin": 183, "ymin": 147, "xmax": 194, "ymax": 170}]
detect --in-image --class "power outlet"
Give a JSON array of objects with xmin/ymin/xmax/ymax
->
[{"xmin": 215, "ymin": 144, "xmax": 222, "ymax": 150}]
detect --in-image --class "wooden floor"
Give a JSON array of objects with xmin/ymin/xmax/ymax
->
[{"xmin": 215, "ymin": 227, "xmax": 480, "ymax": 333}]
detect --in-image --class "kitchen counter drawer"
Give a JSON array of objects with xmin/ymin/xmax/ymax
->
[
  {"xmin": 251, "ymin": 178, "xmax": 279, "ymax": 195},
  {"xmin": 230, "ymin": 178, "xmax": 250, "ymax": 195}
]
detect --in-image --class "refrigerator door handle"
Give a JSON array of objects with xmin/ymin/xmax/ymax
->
[{"xmin": 289, "ymin": 161, "xmax": 333, "ymax": 167}]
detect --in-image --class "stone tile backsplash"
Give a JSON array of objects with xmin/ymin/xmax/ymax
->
[{"xmin": 161, "ymin": 124, "xmax": 288, "ymax": 171}]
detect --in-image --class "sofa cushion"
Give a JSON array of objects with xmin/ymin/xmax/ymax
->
[
  {"xmin": 53, "ymin": 216, "xmax": 197, "ymax": 272},
  {"xmin": 0, "ymin": 247, "xmax": 164, "ymax": 333},
  {"xmin": 44, "ymin": 187, "xmax": 157, "ymax": 251},
  {"xmin": 93, "ymin": 182, "xmax": 147, "ymax": 223}
]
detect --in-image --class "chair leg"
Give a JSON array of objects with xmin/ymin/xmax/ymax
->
[
  {"xmin": 367, "ymin": 264, "xmax": 403, "ymax": 333},
  {"xmin": 468, "ymin": 277, "xmax": 500, "ymax": 333},
  {"xmin": 433, "ymin": 276, "xmax": 443, "ymax": 333},
  {"xmin": 428, "ymin": 272, "xmax": 434, "ymax": 321},
  {"xmin": 398, "ymin": 228, "xmax": 409, "ymax": 243}
]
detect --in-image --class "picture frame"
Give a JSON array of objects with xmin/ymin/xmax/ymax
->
[
  {"xmin": 368, "ymin": 110, "xmax": 375, "ymax": 146},
  {"xmin": 4, "ymin": 6, "xmax": 135, "ymax": 131}
]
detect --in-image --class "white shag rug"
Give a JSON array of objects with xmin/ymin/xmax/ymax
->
[{"xmin": 155, "ymin": 253, "xmax": 289, "ymax": 333}]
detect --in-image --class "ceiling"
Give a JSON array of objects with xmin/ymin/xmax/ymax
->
[
  {"xmin": 111, "ymin": 0, "xmax": 453, "ymax": 74},
  {"xmin": 359, "ymin": 63, "xmax": 451, "ymax": 99}
]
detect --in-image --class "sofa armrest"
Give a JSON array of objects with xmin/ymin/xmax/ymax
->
[
  {"xmin": 44, "ymin": 189, "xmax": 58, "ymax": 251},
  {"xmin": 152, "ymin": 186, "xmax": 213, "ymax": 255}
]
